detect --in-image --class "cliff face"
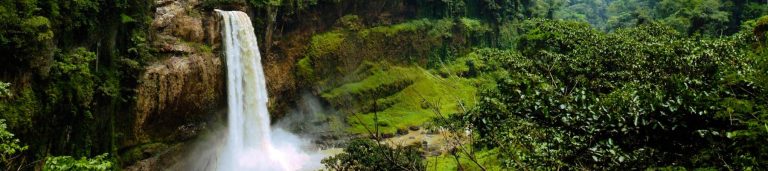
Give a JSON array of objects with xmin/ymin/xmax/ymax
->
[
  {"xmin": 129, "ymin": 1, "xmax": 423, "ymax": 143},
  {"xmin": 128, "ymin": 0, "xmax": 225, "ymax": 147},
  {"xmin": 123, "ymin": 0, "xmax": 424, "ymax": 169},
  {"xmin": 259, "ymin": 0, "xmax": 421, "ymax": 118}
]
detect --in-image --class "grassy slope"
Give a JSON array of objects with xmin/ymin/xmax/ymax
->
[
  {"xmin": 322, "ymin": 63, "xmax": 477, "ymax": 135},
  {"xmin": 310, "ymin": 17, "xmax": 507, "ymax": 169}
]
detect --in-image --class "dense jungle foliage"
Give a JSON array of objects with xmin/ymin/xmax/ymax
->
[
  {"xmin": 311, "ymin": 0, "xmax": 768, "ymax": 170},
  {"xmin": 0, "ymin": 0, "xmax": 767, "ymax": 170}
]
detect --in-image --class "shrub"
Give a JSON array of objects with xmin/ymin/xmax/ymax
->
[
  {"xmin": 1, "ymin": 119, "xmax": 28, "ymax": 168},
  {"xmin": 43, "ymin": 153, "xmax": 113, "ymax": 171},
  {"xmin": 0, "ymin": 82, "xmax": 9, "ymax": 98},
  {"xmin": 322, "ymin": 139, "xmax": 424, "ymax": 171}
]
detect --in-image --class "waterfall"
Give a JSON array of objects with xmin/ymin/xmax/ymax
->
[{"xmin": 216, "ymin": 10, "xmax": 310, "ymax": 171}]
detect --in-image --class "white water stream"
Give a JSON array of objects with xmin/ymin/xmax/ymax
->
[{"xmin": 216, "ymin": 10, "xmax": 312, "ymax": 171}]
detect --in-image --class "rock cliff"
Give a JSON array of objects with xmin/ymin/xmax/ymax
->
[
  {"xmin": 128, "ymin": 0, "xmax": 224, "ymax": 148},
  {"xmin": 123, "ymin": 0, "xmax": 423, "ymax": 169}
]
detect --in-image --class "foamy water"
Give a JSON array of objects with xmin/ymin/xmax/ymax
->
[{"xmin": 216, "ymin": 10, "xmax": 318, "ymax": 171}]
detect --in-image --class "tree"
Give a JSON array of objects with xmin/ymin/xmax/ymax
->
[
  {"xmin": 606, "ymin": 0, "xmax": 654, "ymax": 30},
  {"xmin": 553, "ymin": 0, "xmax": 610, "ymax": 29},
  {"xmin": 657, "ymin": 0, "xmax": 730, "ymax": 35},
  {"xmin": 459, "ymin": 19, "xmax": 766, "ymax": 169},
  {"xmin": 1, "ymin": 119, "xmax": 27, "ymax": 170}
]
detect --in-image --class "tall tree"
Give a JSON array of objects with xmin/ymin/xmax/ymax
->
[{"xmin": 657, "ymin": 0, "xmax": 730, "ymax": 35}]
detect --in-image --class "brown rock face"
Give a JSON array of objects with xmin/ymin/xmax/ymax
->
[
  {"xmin": 170, "ymin": 15, "xmax": 205, "ymax": 43},
  {"xmin": 133, "ymin": 54, "xmax": 224, "ymax": 144},
  {"xmin": 128, "ymin": 0, "xmax": 224, "ymax": 147}
]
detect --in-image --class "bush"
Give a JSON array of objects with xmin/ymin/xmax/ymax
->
[
  {"xmin": 0, "ymin": 88, "xmax": 38, "ymax": 131},
  {"xmin": 1, "ymin": 119, "xmax": 28, "ymax": 168},
  {"xmin": 322, "ymin": 139, "xmax": 424, "ymax": 171},
  {"xmin": 43, "ymin": 153, "xmax": 113, "ymax": 171},
  {"xmin": 0, "ymin": 82, "xmax": 9, "ymax": 98}
]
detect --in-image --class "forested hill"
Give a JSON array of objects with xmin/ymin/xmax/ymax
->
[{"xmin": 1, "ymin": 0, "xmax": 767, "ymax": 170}]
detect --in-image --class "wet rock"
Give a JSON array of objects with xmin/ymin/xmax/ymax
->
[
  {"xmin": 123, "ymin": 143, "xmax": 187, "ymax": 171},
  {"xmin": 381, "ymin": 133, "xmax": 395, "ymax": 139},
  {"xmin": 124, "ymin": 157, "xmax": 159, "ymax": 171},
  {"xmin": 397, "ymin": 128, "xmax": 408, "ymax": 135},
  {"xmin": 409, "ymin": 125, "xmax": 420, "ymax": 131},
  {"xmin": 173, "ymin": 122, "xmax": 207, "ymax": 141}
]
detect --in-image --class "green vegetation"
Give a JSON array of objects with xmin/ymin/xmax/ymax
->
[
  {"xmin": 47, "ymin": 47, "xmax": 97, "ymax": 113},
  {"xmin": 426, "ymin": 148, "xmax": 502, "ymax": 171},
  {"xmin": 537, "ymin": 0, "xmax": 768, "ymax": 35},
  {"xmin": 1, "ymin": 119, "xmax": 27, "ymax": 170},
  {"xmin": 297, "ymin": 56, "xmax": 316, "ymax": 81},
  {"xmin": 323, "ymin": 63, "xmax": 477, "ymax": 134},
  {"xmin": 0, "ymin": 0, "xmax": 766, "ymax": 170},
  {"xmin": 318, "ymin": 2, "xmax": 768, "ymax": 170},
  {"xmin": 43, "ymin": 153, "xmax": 113, "ymax": 171},
  {"xmin": 0, "ymin": 82, "xmax": 9, "ymax": 97},
  {"xmin": 308, "ymin": 31, "xmax": 345, "ymax": 58},
  {"xmin": 321, "ymin": 139, "xmax": 424, "ymax": 171},
  {"xmin": 0, "ymin": 0, "xmax": 153, "ymax": 168},
  {"xmin": 364, "ymin": 19, "xmax": 437, "ymax": 37},
  {"xmin": 119, "ymin": 143, "xmax": 169, "ymax": 166},
  {"xmin": 300, "ymin": 17, "xmax": 497, "ymax": 88},
  {"xmin": 449, "ymin": 19, "xmax": 768, "ymax": 169},
  {"xmin": 0, "ymin": 88, "xmax": 38, "ymax": 132}
]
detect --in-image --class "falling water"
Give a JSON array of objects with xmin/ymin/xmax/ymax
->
[{"xmin": 216, "ymin": 10, "xmax": 310, "ymax": 171}]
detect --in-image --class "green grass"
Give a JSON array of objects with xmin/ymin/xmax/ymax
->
[
  {"xmin": 323, "ymin": 62, "xmax": 478, "ymax": 135},
  {"xmin": 322, "ymin": 64, "xmax": 421, "ymax": 99},
  {"xmin": 309, "ymin": 19, "xmax": 503, "ymax": 135},
  {"xmin": 426, "ymin": 148, "xmax": 503, "ymax": 171}
]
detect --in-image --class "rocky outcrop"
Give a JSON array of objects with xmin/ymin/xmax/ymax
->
[
  {"xmin": 127, "ymin": 0, "xmax": 224, "ymax": 148},
  {"xmin": 132, "ymin": 54, "xmax": 224, "ymax": 144},
  {"xmin": 123, "ymin": 0, "xmax": 227, "ymax": 169}
]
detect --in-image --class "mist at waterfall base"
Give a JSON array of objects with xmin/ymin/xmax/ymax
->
[
  {"xmin": 177, "ymin": 10, "xmax": 328, "ymax": 171},
  {"xmin": 177, "ymin": 93, "xmax": 332, "ymax": 171}
]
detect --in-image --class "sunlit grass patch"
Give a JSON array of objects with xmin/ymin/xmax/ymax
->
[{"xmin": 323, "ymin": 62, "xmax": 477, "ymax": 135}]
